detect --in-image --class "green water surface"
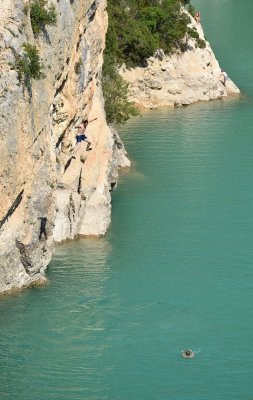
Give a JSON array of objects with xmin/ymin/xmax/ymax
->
[{"xmin": 1, "ymin": 1, "xmax": 253, "ymax": 399}]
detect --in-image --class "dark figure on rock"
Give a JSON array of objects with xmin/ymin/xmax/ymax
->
[{"xmin": 38, "ymin": 217, "xmax": 47, "ymax": 240}]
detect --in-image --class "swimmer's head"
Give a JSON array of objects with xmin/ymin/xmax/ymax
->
[{"xmin": 185, "ymin": 350, "xmax": 192, "ymax": 356}]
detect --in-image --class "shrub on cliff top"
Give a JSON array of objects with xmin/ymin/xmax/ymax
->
[
  {"xmin": 30, "ymin": 0, "xmax": 57, "ymax": 36},
  {"xmin": 103, "ymin": 0, "xmax": 204, "ymax": 124}
]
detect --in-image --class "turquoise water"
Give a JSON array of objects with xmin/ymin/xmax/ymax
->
[{"xmin": 1, "ymin": 1, "xmax": 253, "ymax": 399}]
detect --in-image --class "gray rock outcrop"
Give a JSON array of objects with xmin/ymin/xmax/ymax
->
[{"xmin": 0, "ymin": 0, "xmax": 130, "ymax": 294}]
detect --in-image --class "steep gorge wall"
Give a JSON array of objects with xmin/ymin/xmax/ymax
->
[
  {"xmin": 0, "ymin": 3, "xmax": 240, "ymax": 296},
  {"xmin": 0, "ymin": 0, "xmax": 129, "ymax": 294}
]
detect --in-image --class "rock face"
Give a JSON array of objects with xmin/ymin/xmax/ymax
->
[
  {"xmin": 120, "ymin": 12, "xmax": 240, "ymax": 109},
  {"xmin": 0, "ymin": 0, "xmax": 130, "ymax": 294},
  {"xmin": 0, "ymin": 4, "xmax": 240, "ymax": 295}
]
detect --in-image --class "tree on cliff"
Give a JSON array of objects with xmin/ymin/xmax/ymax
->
[{"xmin": 103, "ymin": 0, "xmax": 202, "ymax": 124}]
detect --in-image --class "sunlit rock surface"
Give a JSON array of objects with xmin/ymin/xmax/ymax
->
[
  {"xmin": 121, "ymin": 12, "xmax": 240, "ymax": 109},
  {"xmin": 0, "ymin": 0, "xmax": 130, "ymax": 294}
]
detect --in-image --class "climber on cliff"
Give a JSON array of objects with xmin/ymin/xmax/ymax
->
[{"xmin": 74, "ymin": 118, "xmax": 97, "ymax": 154}]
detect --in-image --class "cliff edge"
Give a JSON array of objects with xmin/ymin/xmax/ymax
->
[
  {"xmin": 0, "ymin": 0, "xmax": 129, "ymax": 294},
  {"xmin": 0, "ymin": 2, "xmax": 240, "ymax": 295}
]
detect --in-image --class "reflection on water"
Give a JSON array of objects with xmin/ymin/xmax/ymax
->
[
  {"xmin": 1, "ymin": 100, "xmax": 253, "ymax": 399},
  {"xmin": 1, "ymin": 0, "xmax": 253, "ymax": 398},
  {"xmin": 0, "ymin": 237, "xmax": 114, "ymax": 400}
]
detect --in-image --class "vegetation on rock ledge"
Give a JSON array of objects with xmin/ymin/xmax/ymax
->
[
  {"xmin": 103, "ymin": 0, "xmax": 205, "ymax": 125},
  {"xmin": 14, "ymin": 43, "xmax": 44, "ymax": 82},
  {"xmin": 102, "ymin": 57, "xmax": 139, "ymax": 125},
  {"xmin": 25, "ymin": 0, "xmax": 57, "ymax": 36}
]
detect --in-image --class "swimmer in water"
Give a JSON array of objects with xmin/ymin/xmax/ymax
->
[{"xmin": 181, "ymin": 349, "xmax": 195, "ymax": 359}]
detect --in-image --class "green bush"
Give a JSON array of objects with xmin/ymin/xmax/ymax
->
[
  {"xmin": 188, "ymin": 3, "xmax": 196, "ymax": 17},
  {"xmin": 102, "ymin": 56, "xmax": 139, "ymax": 125},
  {"xmin": 14, "ymin": 43, "xmax": 44, "ymax": 82},
  {"xmin": 187, "ymin": 27, "xmax": 206, "ymax": 49},
  {"xmin": 106, "ymin": 0, "xmax": 204, "ymax": 67},
  {"xmin": 139, "ymin": 7, "xmax": 164, "ymax": 34},
  {"xmin": 103, "ymin": 0, "xmax": 205, "ymax": 124},
  {"xmin": 157, "ymin": 1, "xmax": 191, "ymax": 53},
  {"xmin": 197, "ymin": 38, "xmax": 206, "ymax": 49},
  {"xmin": 187, "ymin": 27, "xmax": 199, "ymax": 40},
  {"xmin": 106, "ymin": 2, "xmax": 157, "ymax": 68},
  {"xmin": 30, "ymin": 0, "xmax": 56, "ymax": 36}
]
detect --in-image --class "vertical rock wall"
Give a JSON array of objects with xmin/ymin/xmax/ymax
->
[{"xmin": 0, "ymin": 0, "xmax": 130, "ymax": 294}]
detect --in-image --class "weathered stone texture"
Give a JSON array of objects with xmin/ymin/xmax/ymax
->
[
  {"xmin": 0, "ymin": 0, "xmax": 130, "ymax": 294},
  {"xmin": 120, "ymin": 12, "xmax": 240, "ymax": 109}
]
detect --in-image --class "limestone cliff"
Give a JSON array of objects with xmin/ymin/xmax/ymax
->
[
  {"xmin": 0, "ymin": 3, "xmax": 240, "ymax": 296},
  {"xmin": 0, "ymin": 0, "xmax": 130, "ymax": 294},
  {"xmin": 120, "ymin": 12, "xmax": 240, "ymax": 109}
]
